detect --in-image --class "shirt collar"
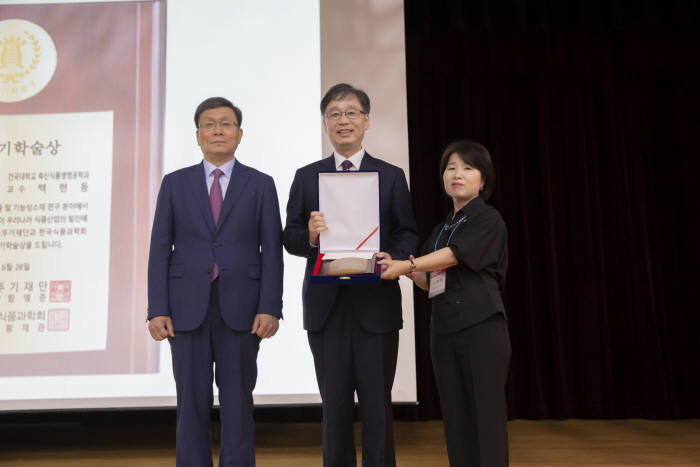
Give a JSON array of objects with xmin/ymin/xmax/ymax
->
[
  {"xmin": 333, "ymin": 148, "xmax": 365, "ymax": 171},
  {"xmin": 447, "ymin": 195, "xmax": 487, "ymax": 222},
  {"xmin": 203, "ymin": 157, "xmax": 236, "ymax": 179}
]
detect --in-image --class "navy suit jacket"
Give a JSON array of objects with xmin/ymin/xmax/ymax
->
[
  {"xmin": 283, "ymin": 153, "xmax": 418, "ymax": 333},
  {"xmin": 147, "ymin": 160, "xmax": 283, "ymax": 332}
]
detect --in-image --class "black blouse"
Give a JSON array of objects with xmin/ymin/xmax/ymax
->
[{"xmin": 421, "ymin": 196, "xmax": 508, "ymax": 334}]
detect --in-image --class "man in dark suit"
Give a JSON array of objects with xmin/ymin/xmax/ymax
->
[
  {"xmin": 147, "ymin": 97, "xmax": 283, "ymax": 467},
  {"xmin": 283, "ymin": 83, "xmax": 418, "ymax": 466}
]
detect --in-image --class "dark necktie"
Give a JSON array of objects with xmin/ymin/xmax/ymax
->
[
  {"xmin": 210, "ymin": 168, "xmax": 223, "ymax": 280},
  {"xmin": 341, "ymin": 159, "xmax": 354, "ymax": 171}
]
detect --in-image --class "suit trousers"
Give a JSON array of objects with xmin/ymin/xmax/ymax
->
[
  {"xmin": 430, "ymin": 313, "xmax": 511, "ymax": 467},
  {"xmin": 307, "ymin": 288, "xmax": 399, "ymax": 467},
  {"xmin": 169, "ymin": 279, "xmax": 260, "ymax": 467}
]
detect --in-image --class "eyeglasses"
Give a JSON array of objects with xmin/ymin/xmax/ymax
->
[
  {"xmin": 323, "ymin": 109, "xmax": 367, "ymax": 121},
  {"xmin": 200, "ymin": 121, "xmax": 238, "ymax": 132}
]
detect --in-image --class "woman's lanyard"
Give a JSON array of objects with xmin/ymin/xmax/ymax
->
[
  {"xmin": 428, "ymin": 215, "xmax": 467, "ymax": 299},
  {"xmin": 433, "ymin": 215, "xmax": 467, "ymax": 252}
]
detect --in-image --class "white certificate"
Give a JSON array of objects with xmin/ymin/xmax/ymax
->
[
  {"xmin": 0, "ymin": 112, "xmax": 113, "ymax": 354},
  {"xmin": 318, "ymin": 171, "xmax": 380, "ymax": 258}
]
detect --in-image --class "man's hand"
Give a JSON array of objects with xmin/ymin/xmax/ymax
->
[
  {"xmin": 251, "ymin": 313, "xmax": 280, "ymax": 339},
  {"xmin": 375, "ymin": 251, "xmax": 393, "ymax": 272},
  {"xmin": 308, "ymin": 211, "xmax": 327, "ymax": 246},
  {"xmin": 148, "ymin": 316, "xmax": 175, "ymax": 341}
]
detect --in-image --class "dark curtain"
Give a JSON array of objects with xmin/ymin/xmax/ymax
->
[{"xmin": 401, "ymin": 0, "xmax": 700, "ymax": 419}]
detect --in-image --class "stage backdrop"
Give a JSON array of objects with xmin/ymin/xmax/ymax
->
[{"xmin": 403, "ymin": 0, "xmax": 700, "ymax": 419}]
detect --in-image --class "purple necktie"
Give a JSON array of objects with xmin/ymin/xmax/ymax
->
[
  {"xmin": 341, "ymin": 159, "xmax": 354, "ymax": 171},
  {"xmin": 210, "ymin": 168, "xmax": 223, "ymax": 280}
]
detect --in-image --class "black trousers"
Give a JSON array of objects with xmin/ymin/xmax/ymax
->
[
  {"xmin": 430, "ymin": 314, "xmax": 511, "ymax": 467},
  {"xmin": 308, "ymin": 290, "xmax": 399, "ymax": 467}
]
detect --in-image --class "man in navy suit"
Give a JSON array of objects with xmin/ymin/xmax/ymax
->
[
  {"xmin": 284, "ymin": 84, "xmax": 418, "ymax": 466},
  {"xmin": 147, "ymin": 97, "xmax": 283, "ymax": 467}
]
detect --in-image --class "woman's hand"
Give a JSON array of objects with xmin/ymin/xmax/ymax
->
[{"xmin": 377, "ymin": 252, "xmax": 410, "ymax": 280}]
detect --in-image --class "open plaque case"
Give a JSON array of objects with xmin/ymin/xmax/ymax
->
[{"xmin": 311, "ymin": 171, "xmax": 381, "ymax": 284}]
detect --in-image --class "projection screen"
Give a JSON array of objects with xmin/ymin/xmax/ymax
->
[{"xmin": 0, "ymin": 0, "xmax": 415, "ymax": 411}]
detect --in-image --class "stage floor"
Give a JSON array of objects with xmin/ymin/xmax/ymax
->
[{"xmin": 0, "ymin": 419, "xmax": 698, "ymax": 465}]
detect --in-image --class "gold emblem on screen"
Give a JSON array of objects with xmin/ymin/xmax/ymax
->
[{"xmin": 0, "ymin": 19, "xmax": 57, "ymax": 103}]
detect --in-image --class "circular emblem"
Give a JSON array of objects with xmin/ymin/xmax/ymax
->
[{"xmin": 0, "ymin": 19, "xmax": 57, "ymax": 103}]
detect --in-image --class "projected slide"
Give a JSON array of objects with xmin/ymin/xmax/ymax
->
[
  {"xmin": 0, "ymin": 111, "xmax": 113, "ymax": 355},
  {"xmin": 0, "ymin": 0, "xmax": 415, "ymax": 411},
  {"xmin": 0, "ymin": 1, "xmax": 164, "ymax": 381}
]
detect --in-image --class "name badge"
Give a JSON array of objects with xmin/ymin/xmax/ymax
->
[{"xmin": 428, "ymin": 269, "xmax": 446, "ymax": 298}]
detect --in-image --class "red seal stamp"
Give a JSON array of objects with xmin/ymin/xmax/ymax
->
[
  {"xmin": 49, "ymin": 280, "xmax": 71, "ymax": 302},
  {"xmin": 47, "ymin": 308, "xmax": 70, "ymax": 332}
]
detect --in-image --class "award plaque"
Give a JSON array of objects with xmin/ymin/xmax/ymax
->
[{"xmin": 311, "ymin": 171, "xmax": 381, "ymax": 284}]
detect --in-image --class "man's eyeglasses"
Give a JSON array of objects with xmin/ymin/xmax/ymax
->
[
  {"xmin": 200, "ymin": 121, "xmax": 238, "ymax": 132},
  {"xmin": 323, "ymin": 110, "xmax": 367, "ymax": 121}
]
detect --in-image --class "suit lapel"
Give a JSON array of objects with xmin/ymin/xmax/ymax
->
[
  {"xmin": 322, "ymin": 153, "xmax": 336, "ymax": 171},
  {"xmin": 216, "ymin": 160, "xmax": 252, "ymax": 229},
  {"xmin": 358, "ymin": 152, "xmax": 377, "ymax": 171},
  {"xmin": 190, "ymin": 162, "xmax": 216, "ymax": 232}
]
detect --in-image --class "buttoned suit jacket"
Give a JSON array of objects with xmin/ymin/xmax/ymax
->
[
  {"xmin": 147, "ymin": 160, "xmax": 283, "ymax": 330},
  {"xmin": 283, "ymin": 153, "xmax": 418, "ymax": 332}
]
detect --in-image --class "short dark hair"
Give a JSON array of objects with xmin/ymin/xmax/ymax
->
[
  {"xmin": 439, "ymin": 139, "xmax": 496, "ymax": 201},
  {"xmin": 194, "ymin": 97, "xmax": 242, "ymax": 128},
  {"xmin": 320, "ymin": 83, "xmax": 371, "ymax": 115}
]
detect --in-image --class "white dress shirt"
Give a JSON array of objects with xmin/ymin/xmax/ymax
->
[
  {"xmin": 333, "ymin": 149, "xmax": 365, "ymax": 171},
  {"xmin": 203, "ymin": 158, "xmax": 236, "ymax": 198}
]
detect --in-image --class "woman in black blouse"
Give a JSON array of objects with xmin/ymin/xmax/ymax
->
[{"xmin": 379, "ymin": 140, "xmax": 510, "ymax": 466}]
